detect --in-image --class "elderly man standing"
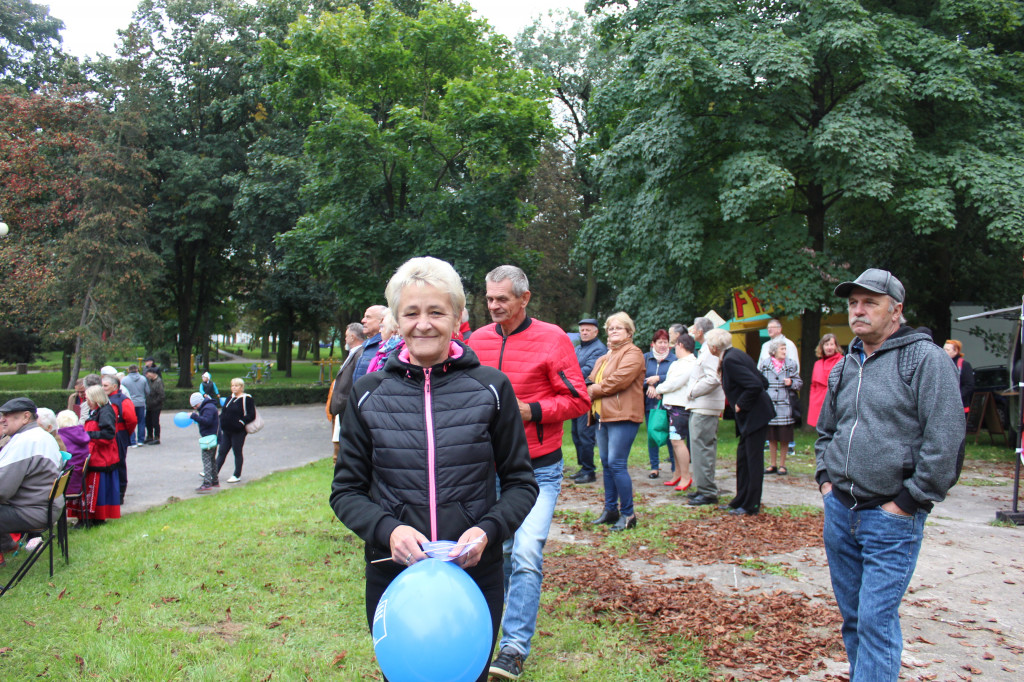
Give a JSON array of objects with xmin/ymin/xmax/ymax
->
[
  {"xmin": 816, "ymin": 268, "xmax": 964, "ymax": 681},
  {"xmin": 685, "ymin": 317, "xmax": 726, "ymax": 506},
  {"xmin": 469, "ymin": 265, "xmax": 590, "ymax": 680},
  {"xmin": 353, "ymin": 305, "xmax": 387, "ymax": 380},
  {"xmin": 569, "ymin": 317, "xmax": 607, "ymax": 484},
  {"xmin": 0, "ymin": 398, "xmax": 64, "ymax": 569},
  {"xmin": 758, "ymin": 318, "xmax": 800, "ymax": 369},
  {"xmin": 326, "ymin": 322, "xmax": 365, "ymax": 464}
]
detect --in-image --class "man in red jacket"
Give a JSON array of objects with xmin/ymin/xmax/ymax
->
[{"xmin": 469, "ymin": 265, "xmax": 590, "ymax": 680}]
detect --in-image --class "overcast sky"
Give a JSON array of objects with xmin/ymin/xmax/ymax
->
[{"xmin": 45, "ymin": 1, "xmax": 586, "ymax": 59}]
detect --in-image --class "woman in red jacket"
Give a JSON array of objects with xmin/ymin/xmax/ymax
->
[
  {"xmin": 806, "ymin": 334, "xmax": 844, "ymax": 429},
  {"xmin": 74, "ymin": 385, "xmax": 122, "ymax": 522}
]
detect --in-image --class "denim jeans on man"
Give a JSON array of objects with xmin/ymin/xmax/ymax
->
[
  {"xmin": 571, "ymin": 414, "xmax": 597, "ymax": 475},
  {"xmin": 499, "ymin": 458, "xmax": 563, "ymax": 660},
  {"xmin": 132, "ymin": 405, "xmax": 146, "ymax": 446},
  {"xmin": 597, "ymin": 421, "xmax": 640, "ymax": 517},
  {"xmin": 823, "ymin": 492, "xmax": 926, "ymax": 681}
]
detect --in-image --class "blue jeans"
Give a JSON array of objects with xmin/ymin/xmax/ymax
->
[
  {"xmin": 571, "ymin": 414, "xmax": 597, "ymax": 474},
  {"xmin": 823, "ymin": 492, "xmax": 927, "ymax": 681},
  {"xmin": 645, "ymin": 409, "xmax": 672, "ymax": 471},
  {"xmin": 499, "ymin": 459, "xmax": 562, "ymax": 660},
  {"xmin": 597, "ymin": 420, "xmax": 639, "ymax": 517},
  {"xmin": 133, "ymin": 405, "xmax": 146, "ymax": 446}
]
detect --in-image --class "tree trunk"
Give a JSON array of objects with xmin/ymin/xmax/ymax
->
[{"xmin": 261, "ymin": 333, "xmax": 270, "ymax": 359}]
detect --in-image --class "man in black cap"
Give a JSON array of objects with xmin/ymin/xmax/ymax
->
[
  {"xmin": 569, "ymin": 318, "xmax": 607, "ymax": 483},
  {"xmin": 0, "ymin": 398, "xmax": 64, "ymax": 568},
  {"xmin": 815, "ymin": 268, "xmax": 965, "ymax": 680}
]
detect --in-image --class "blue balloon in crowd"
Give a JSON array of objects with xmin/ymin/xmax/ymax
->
[
  {"xmin": 173, "ymin": 411, "xmax": 193, "ymax": 428},
  {"xmin": 372, "ymin": 558, "xmax": 491, "ymax": 682},
  {"xmin": 220, "ymin": 397, "xmax": 226, "ymax": 407}
]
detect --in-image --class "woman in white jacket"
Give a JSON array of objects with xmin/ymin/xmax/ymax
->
[{"xmin": 656, "ymin": 333, "xmax": 700, "ymax": 491}]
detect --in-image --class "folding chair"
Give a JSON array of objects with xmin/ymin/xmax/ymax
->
[
  {"xmin": 0, "ymin": 467, "xmax": 72, "ymax": 596},
  {"xmin": 61, "ymin": 454, "xmax": 92, "ymax": 553}
]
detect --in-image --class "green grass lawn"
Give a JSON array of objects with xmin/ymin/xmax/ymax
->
[{"xmin": 0, "ymin": 458, "xmax": 708, "ymax": 681}]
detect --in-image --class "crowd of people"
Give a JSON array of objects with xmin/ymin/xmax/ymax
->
[
  {"xmin": 1, "ymin": 259, "xmax": 970, "ymax": 680},
  {"xmin": 0, "ymin": 359, "xmax": 261, "ymax": 570},
  {"xmin": 324, "ymin": 261, "xmax": 967, "ymax": 682}
]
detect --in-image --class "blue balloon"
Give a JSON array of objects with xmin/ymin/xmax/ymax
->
[
  {"xmin": 173, "ymin": 411, "xmax": 193, "ymax": 428},
  {"xmin": 219, "ymin": 397, "xmax": 226, "ymax": 407},
  {"xmin": 373, "ymin": 558, "xmax": 491, "ymax": 682}
]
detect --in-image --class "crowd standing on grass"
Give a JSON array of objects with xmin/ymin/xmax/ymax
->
[{"xmin": 816, "ymin": 268, "xmax": 965, "ymax": 681}]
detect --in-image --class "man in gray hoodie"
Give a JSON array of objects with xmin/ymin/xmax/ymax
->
[{"xmin": 815, "ymin": 269, "xmax": 965, "ymax": 681}]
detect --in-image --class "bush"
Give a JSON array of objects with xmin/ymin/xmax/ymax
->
[{"xmin": 0, "ymin": 386, "xmax": 329, "ymax": 413}]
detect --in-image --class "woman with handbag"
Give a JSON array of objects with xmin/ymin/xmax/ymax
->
[
  {"xmin": 642, "ymin": 329, "xmax": 676, "ymax": 478},
  {"xmin": 757, "ymin": 338, "xmax": 802, "ymax": 475},
  {"xmin": 216, "ymin": 378, "xmax": 256, "ymax": 483},
  {"xmin": 656, "ymin": 333, "xmax": 699, "ymax": 491}
]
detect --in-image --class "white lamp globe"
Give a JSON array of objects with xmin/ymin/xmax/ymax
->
[{"xmin": 0, "ymin": 221, "xmax": 8, "ymax": 236}]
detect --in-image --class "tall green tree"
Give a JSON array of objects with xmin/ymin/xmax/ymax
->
[
  {"xmin": 0, "ymin": 89, "xmax": 153, "ymax": 382},
  {"xmin": 263, "ymin": 0, "xmax": 554, "ymax": 308},
  {"xmin": 581, "ymin": 0, "xmax": 1024, "ymax": 378},
  {"xmin": 99, "ymin": 0, "xmax": 286, "ymax": 386},
  {"xmin": 515, "ymin": 10, "xmax": 610, "ymax": 317},
  {"xmin": 0, "ymin": 0, "xmax": 71, "ymax": 90}
]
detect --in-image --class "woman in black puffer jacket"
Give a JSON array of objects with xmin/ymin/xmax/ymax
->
[
  {"xmin": 330, "ymin": 257, "xmax": 538, "ymax": 682},
  {"xmin": 216, "ymin": 378, "xmax": 255, "ymax": 483}
]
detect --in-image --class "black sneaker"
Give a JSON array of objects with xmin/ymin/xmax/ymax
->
[
  {"xmin": 489, "ymin": 648, "xmax": 524, "ymax": 679},
  {"xmin": 572, "ymin": 471, "xmax": 596, "ymax": 484}
]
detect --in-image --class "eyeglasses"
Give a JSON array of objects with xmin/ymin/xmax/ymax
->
[{"xmin": 605, "ymin": 326, "xmax": 627, "ymax": 332}]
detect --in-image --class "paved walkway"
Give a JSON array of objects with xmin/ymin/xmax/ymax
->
[{"xmin": 120, "ymin": 404, "xmax": 331, "ymax": 514}]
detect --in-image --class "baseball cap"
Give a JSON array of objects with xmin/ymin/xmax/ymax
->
[{"xmin": 833, "ymin": 268, "xmax": 905, "ymax": 304}]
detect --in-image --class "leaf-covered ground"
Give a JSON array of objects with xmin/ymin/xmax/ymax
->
[{"xmin": 547, "ymin": 485, "xmax": 844, "ymax": 680}]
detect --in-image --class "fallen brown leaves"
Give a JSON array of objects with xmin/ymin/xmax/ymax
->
[
  {"xmin": 546, "ymin": 549, "xmax": 842, "ymax": 680},
  {"xmin": 546, "ymin": 507, "xmax": 842, "ymax": 680},
  {"xmin": 655, "ymin": 511, "xmax": 825, "ymax": 565}
]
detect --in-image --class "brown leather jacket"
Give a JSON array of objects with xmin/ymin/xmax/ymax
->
[{"xmin": 588, "ymin": 343, "xmax": 645, "ymax": 423}]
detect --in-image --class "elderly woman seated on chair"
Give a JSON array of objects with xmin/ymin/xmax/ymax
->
[{"xmin": 0, "ymin": 398, "xmax": 66, "ymax": 567}]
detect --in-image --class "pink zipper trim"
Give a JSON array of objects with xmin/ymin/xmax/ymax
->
[{"xmin": 423, "ymin": 367, "xmax": 438, "ymax": 541}]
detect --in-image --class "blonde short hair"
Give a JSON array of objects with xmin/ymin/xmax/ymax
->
[
  {"xmin": 85, "ymin": 385, "xmax": 109, "ymax": 407},
  {"xmin": 231, "ymin": 377, "xmax": 245, "ymax": 389},
  {"xmin": 385, "ymin": 257, "xmax": 465, "ymax": 320},
  {"xmin": 380, "ymin": 309, "xmax": 399, "ymax": 337},
  {"xmin": 56, "ymin": 410, "xmax": 79, "ymax": 429},
  {"xmin": 703, "ymin": 328, "xmax": 733, "ymax": 353},
  {"xmin": 604, "ymin": 312, "xmax": 635, "ymax": 336}
]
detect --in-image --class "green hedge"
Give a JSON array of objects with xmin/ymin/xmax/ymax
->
[{"xmin": 0, "ymin": 386, "xmax": 329, "ymax": 413}]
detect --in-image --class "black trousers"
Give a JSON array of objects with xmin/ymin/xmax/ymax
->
[
  {"xmin": 116, "ymin": 430, "xmax": 130, "ymax": 504},
  {"xmin": 365, "ymin": 558, "xmax": 504, "ymax": 682},
  {"xmin": 730, "ymin": 423, "xmax": 768, "ymax": 512},
  {"xmin": 215, "ymin": 430, "xmax": 247, "ymax": 478},
  {"xmin": 145, "ymin": 408, "xmax": 162, "ymax": 440}
]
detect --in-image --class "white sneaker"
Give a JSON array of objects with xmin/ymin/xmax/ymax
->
[
  {"xmin": 226, "ymin": 475, "xmax": 241, "ymax": 483},
  {"xmin": 26, "ymin": 537, "xmax": 43, "ymax": 552}
]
